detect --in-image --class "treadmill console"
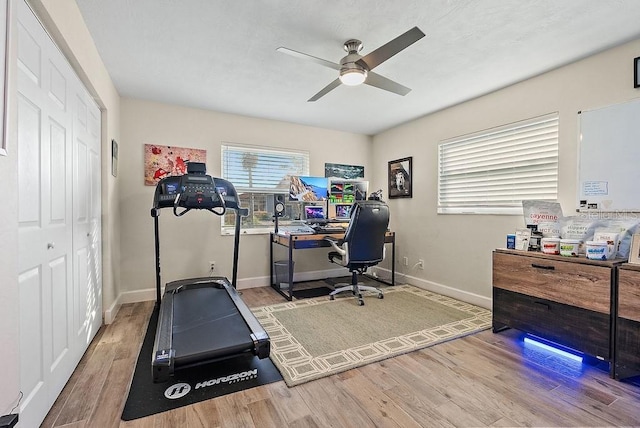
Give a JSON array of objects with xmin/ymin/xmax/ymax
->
[{"xmin": 152, "ymin": 163, "xmax": 240, "ymax": 215}]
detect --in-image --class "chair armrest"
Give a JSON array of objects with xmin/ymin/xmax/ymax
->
[{"xmin": 323, "ymin": 236, "xmax": 346, "ymax": 256}]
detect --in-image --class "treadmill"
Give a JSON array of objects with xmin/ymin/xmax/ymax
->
[{"xmin": 150, "ymin": 162, "xmax": 270, "ymax": 383}]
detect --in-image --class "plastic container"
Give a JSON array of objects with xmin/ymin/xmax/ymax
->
[
  {"xmin": 585, "ymin": 241, "xmax": 609, "ymax": 260},
  {"xmin": 541, "ymin": 237, "xmax": 561, "ymax": 255},
  {"xmin": 559, "ymin": 239, "xmax": 581, "ymax": 257}
]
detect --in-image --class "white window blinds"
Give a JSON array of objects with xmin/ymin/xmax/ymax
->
[
  {"xmin": 221, "ymin": 143, "xmax": 309, "ymax": 193},
  {"xmin": 438, "ymin": 113, "xmax": 559, "ymax": 214}
]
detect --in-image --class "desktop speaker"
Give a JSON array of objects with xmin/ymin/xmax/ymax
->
[{"xmin": 274, "ymin": 194, "xmax": 285, "ymax": 217}]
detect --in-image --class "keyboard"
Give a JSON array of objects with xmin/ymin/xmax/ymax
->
[
  {"xmin": 277, "ymin": 224, "xmax": 316, "ymax": 235},
  {"xmin": 315, "ymin": 225, "xmax": 345, "ymax": 233}
]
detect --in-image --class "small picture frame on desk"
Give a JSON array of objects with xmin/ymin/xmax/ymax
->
[{"xmin": 628, "ymin": 234, "xmax": 640, "ymax": 264}]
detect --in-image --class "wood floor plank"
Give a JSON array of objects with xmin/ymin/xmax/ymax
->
[
  {"xmin": 87, "ymin": 358, "xmax": 136, "ymax": 428},
  {"xmin": 335, "ymin": 370, "xmax": 423, "ymax": 428},
  {"xmin": 296, "ymin": 376, "xmax": 375, "ymax": 428},
  {"xmin": 264, "ymin": 381, "xmax": 315, "ymax": 424},
  {"xmin": 247, "ymin": 397, "xmax": 286, "ymax": 427},
  {"xmin": 183, "ymin": 398, "xmax": 222, "ymax": 428},
  {"xmin": 53, "ymin": 340, "xmax": 116, "ymax": 426}
]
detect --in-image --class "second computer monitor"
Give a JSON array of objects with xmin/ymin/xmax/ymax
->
[
  {"xmin": 304, "ymin": 204, "xmax": 326, "ymax": 221},
  {"xmin": 334, "ymin": 203, "xmax": 352, "ymax": 220}
]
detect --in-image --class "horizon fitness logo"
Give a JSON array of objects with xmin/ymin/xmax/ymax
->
[{"xmin": 164, "ymin": 369, "xmax": 259, "ymax": 400}]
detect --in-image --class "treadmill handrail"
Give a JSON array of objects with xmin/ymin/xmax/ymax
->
[{"xmin": 151, "ymin": 172, "xmax": 247, "ymax": 302}]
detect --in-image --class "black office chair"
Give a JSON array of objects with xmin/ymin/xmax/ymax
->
[{"xmin": 325, "ymin": 200, "xmax": 390, "ymax": 306}]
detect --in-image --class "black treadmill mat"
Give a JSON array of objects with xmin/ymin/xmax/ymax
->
[{"xmin": 122, "ymin": 307, "xmax": 282, "ymax": 421}]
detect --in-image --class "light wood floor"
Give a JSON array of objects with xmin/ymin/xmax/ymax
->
[{"xmin": 42, "ymin": 285, "xmax": 640, "ymax": 428}]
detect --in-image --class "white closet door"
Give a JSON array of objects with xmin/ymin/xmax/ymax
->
[
  {"xmin": 16, "ymin": 1, "xmax": 102, "ymax": 426},
  {"xmin": 72, "ymin": 80, "xmax": 102, "ymax": 348}
]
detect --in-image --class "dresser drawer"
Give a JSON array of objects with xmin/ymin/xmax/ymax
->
[
  {"xmin": 493, "ymin": 288, "xmax": 610, "ymax": 360},
  {"xmin": 618, "ymin": 267, "xmax": 640, "ymax": 322},
  {"xmin": 493, "ymin": 251, "xmax": 611, "ymax": 314}
]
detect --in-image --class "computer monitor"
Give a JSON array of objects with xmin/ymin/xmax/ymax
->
[
  {"xmin": 304, "ymin": 204, "xmax": 326, "ymax": 221},
  {"xmin": 334, "ymin": 203, "xmax": 352, "ymax": 220},
  {"xmin": 328, "ymin": 178, "xmax": 368, "ymax": 203},
  {"xmin": 289, "ymin": 176, "xmax": 328, "ymax": 202}
]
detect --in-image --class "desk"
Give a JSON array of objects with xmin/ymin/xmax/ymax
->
[{"xmin": 269, "ymin": 231, "xmax": 396, "ymax": 301}]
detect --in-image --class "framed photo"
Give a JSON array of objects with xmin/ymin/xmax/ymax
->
[
  {"xmin": 629, "ymin": 234, "xmax": 640, "ymax": 264},
  {"xmin": 0, "ymin": 0, "xmax": 11, "ymax": 156},
  {"xmin": 635, "ymin": 56, "xmax": 640, "ymax": 89},
  {"xmin": 388, "ymin": 156, "xmax": 412, "ymax": 198}
]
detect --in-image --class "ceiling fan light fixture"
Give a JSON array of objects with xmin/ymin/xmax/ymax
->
[{"xmin": 339, "ymin": 68, "xmax": 367, "ymax": 86}]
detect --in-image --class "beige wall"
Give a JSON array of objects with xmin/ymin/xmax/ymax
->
[
  {"xmin": 373, "ymin": 37, "xmax": 640, "ymax": 307},
  {"xmin": 118, "ymin": 98, "xmax": 372, "ymax": 299}
]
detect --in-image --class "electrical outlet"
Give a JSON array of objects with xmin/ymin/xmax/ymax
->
[
  {"xmin": 209, "ymin": 261, "xmax": 216, "ymax": 271},
  {"xmin": 417, "ymin": 259, "xmax": 424, "ymax": 269},
  {"xmin": 402, "ymin": 256, "xmax": 409, "ymax": 266}
]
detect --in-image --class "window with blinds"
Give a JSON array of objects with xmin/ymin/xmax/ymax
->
[
  {"xmin": 438, "ymin": 113, "xmax": 559, "ymax": 215},
  {"xmin": 221, "ymin": 143, "xmax": 309, "ymax": 233}
]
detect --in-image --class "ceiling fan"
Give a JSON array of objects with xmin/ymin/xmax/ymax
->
[{"xmin": 277, "ymin": 26, "xmax": 425, "ymax": 102}]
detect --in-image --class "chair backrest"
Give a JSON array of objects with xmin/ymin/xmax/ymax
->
[{"xmin": 342, "ymin": 200, "xmax": 390, "ymax": 265}]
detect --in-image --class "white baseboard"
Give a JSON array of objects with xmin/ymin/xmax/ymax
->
[
  {"xmin": 104, "ymin": 268, "xmax": 490, "ymax": 324},
  {"xmin": 373, "ymin": 267, "xmax": 491, "ymax": 310},
  {"xmin": 103, "ymin": 268, "xmax": 351, "ymax": 324}
]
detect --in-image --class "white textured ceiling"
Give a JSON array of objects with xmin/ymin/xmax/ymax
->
[{"xmin": 75, "ymin": 0, "xmax": 640, "ymax": 135}]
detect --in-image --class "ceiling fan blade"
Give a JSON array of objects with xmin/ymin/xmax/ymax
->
[
  {"xmin": 308, "ymin": 78, "xmax": 342, "ymax": 102},
  {"xmin": 357, "ymin": 26, "xmax": 425, "ymax": 71},
  {"xmin": 364, "ymin": 72, "xmax": 411, "ymax": 96},
  {"xmin": 276, "ymin": 47, "xmax": 341, "ymax": 71}
]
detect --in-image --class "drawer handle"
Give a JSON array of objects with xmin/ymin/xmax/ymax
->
[
  {"xmin": 534, "ymin": 301, "xmax": 551, "ymax": 310},
  {"xmin": 531, "ymin": 263, "xmax": 555, "ymax": 270}
]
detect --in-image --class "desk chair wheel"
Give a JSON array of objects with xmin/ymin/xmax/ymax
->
[
  {"xmin": 378, "ymin": 293, "xmax": 384, "ymax": 299},
  {"xmin": 357, "ymin": 298, "xmax": 364, "ymax": 306}
]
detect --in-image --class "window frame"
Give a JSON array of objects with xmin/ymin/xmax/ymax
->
[{"xmin": 220, "ymin": 143, "xmax": 309, "ymax": 234}]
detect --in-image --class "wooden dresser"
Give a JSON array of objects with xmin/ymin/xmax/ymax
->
[
  {"xmin": 615, "ymin": 263, "xmax": 640, "ymax": 380},
  {"xmin": 492, "ymin": 249, "xmax": 625, "ymax": 369}
]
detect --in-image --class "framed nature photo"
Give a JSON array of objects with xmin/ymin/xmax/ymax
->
[
  {"xmin": 629, "ymin": 234, "xmax": 640, "ymax": 264},
  {"xmin": 388, "ymin": 156, "xmax": 412, "ymax": 198}
]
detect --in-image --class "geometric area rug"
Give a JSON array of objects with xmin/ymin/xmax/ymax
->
[{"xmin": 252, "ymin": 284, "xmax": 492, "ymax": 387}]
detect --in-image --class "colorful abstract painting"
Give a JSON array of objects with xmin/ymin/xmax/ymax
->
[{"xmin": 144, "ymin": 144, "xmax": 207, "ymax": 185}]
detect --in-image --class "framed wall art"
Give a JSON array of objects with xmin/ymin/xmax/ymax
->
[
  {"xmin": 144, "ymin": 143, "xmax": 207, "ymax": 185},
  {"xmin": 388, "ymin": 157, "xmax": 412, "ymax": 198}
]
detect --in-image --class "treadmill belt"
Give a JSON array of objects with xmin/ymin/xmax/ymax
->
[{"xmin": 172, "ymin": 286, "xmax": 254, "ymax": 366}]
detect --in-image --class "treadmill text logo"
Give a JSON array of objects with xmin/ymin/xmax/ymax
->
[
  {"xmin": 195, "ymin": 369, "xmax": 258, "ymax": 389},
  {"xmin": 164, "ymin": 382, "xmax": 191, "ymax": 399}
]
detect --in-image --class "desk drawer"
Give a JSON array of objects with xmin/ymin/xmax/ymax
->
[
  {"xmin": 493, "ymin": 288, "xmax": 610, "ymax": 360},
  {"xmin": 493, "ymin": 252, "xmax": 611, "ymax": 314}
]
